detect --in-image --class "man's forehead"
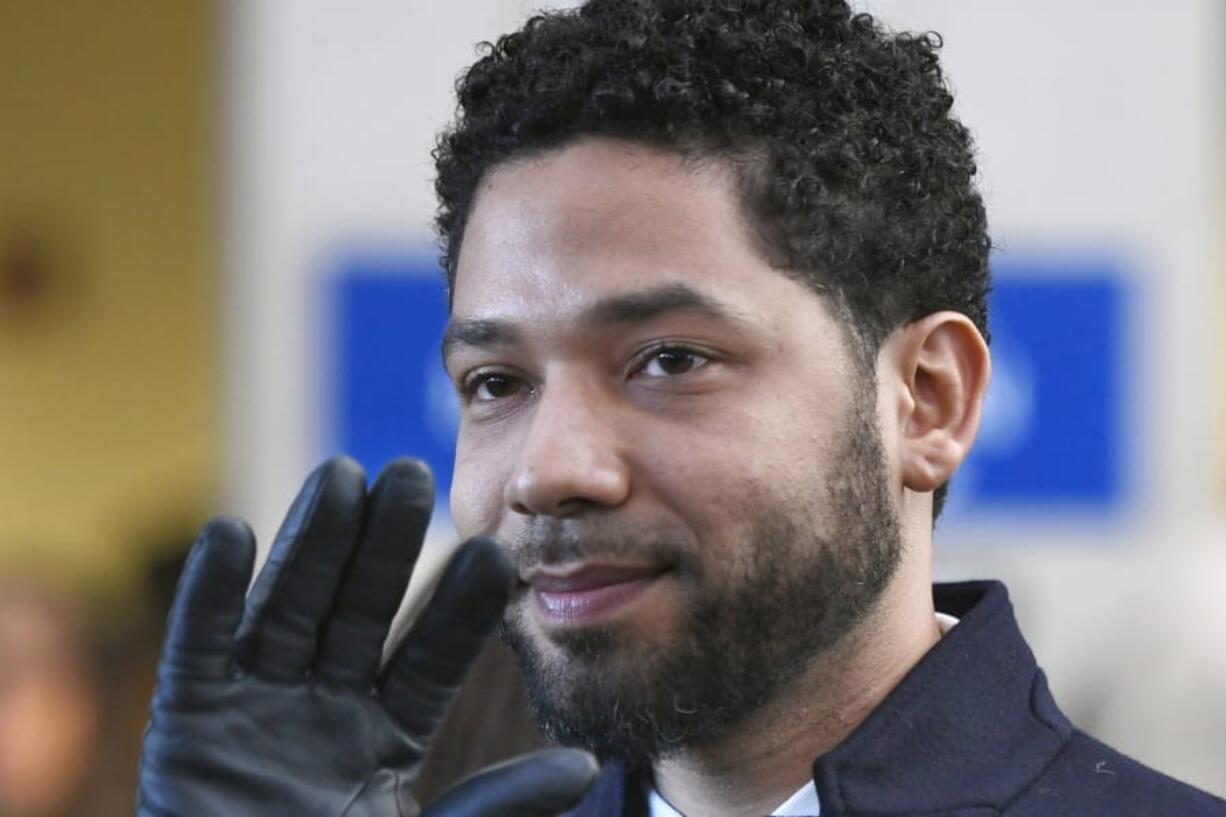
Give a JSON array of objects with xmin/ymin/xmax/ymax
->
[
  {"xmin": 450, "ymin": 140, "xmax": 753, "ymax": 301},
  {"xmin": 466, "ymin": 143, "xmax": 713, "ymax": 243},
  {"xmin": 444, "ymin": 137, "xmax": 841, "ymax": 356}
]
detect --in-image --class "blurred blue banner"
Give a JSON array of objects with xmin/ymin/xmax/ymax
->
[
  {"xmin": 329, "ymin": 254, "xmax": 456, "ymax": 495},
  {"xmin": 948, "ymin": 257, "xmax": 1129, "ymax": 516}
]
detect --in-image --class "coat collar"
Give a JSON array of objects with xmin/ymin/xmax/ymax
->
[
  {"xmin": 568, "ymin": 581, "xmax": 1073, "ymax": 817},
  {"xmin": 811, "ymin": 580, "xmax": 1072, "ymax": 815}
]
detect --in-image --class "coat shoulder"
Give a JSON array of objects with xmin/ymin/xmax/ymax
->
[{"xmin": 1009, "ymin": 729, "xmax": 1226, "ymax": 816}]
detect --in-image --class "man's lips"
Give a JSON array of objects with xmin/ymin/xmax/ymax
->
[{"xmin": 524, "ymin": 564, "xmax": 670, "ymax": 626}]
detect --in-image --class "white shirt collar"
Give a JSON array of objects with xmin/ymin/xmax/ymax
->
[
  {"xmin": 648, "ymin": 781, "xmax": 821, "ymax": 816},
  {"xmin": 645, "ymin": 613, "xmax": 960, "ymax": 816}
]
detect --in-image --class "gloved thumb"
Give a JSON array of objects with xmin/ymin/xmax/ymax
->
[{"xmin": 421, "ymin": 748, "xmax": 600, "ymax": 817}]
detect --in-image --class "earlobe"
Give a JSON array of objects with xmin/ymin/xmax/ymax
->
[{"xmin": 894, "ymin": 313, "xmax": 991, "ymax": 493}]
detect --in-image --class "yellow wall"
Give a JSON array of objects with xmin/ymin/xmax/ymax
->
[{"xmin": 0, "ymin": 1, "xmax": 218, "ymax": 614}]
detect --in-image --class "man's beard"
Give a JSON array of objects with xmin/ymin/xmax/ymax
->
[{"xmin": 501, "ymin": 400, "xmax": 902, "ymax": 764}]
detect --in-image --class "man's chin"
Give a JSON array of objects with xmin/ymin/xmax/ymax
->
[
  {"xmin": 501, "ymin": 623, "xmax": 689, "ymax": 761},
  {"xmin": 503, "ymin": 605, "xmax": 651, "ymax": 667}
]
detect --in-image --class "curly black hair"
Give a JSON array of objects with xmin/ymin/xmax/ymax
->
[{"xmin": 434, "ymin": 0, "xmax": 990, "ymax": 519}]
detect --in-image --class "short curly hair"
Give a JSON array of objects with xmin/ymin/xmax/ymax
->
[{"xmin": 434, "ymin": 0, "xmax": 990, "ymax": 518}]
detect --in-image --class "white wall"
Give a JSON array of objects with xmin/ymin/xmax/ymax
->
[{"xmin": 224, "ymin": 0, "xmax": 1225, "ymax": 794}]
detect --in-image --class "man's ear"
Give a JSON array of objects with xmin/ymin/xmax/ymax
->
[{"xmin": 884, "ymin": 312, "xmax": 991, "ymax": 493}]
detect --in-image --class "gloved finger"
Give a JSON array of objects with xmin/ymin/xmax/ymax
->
[
  {"xmin": 421, "ymin": 749, "xmax": 600, "ymax": 817},
  {"xmin": 378, "ymin": 536, "xmax": 513, "ymax": 743},
  {"xmin": 314, "ymin": 459, "xmax": 434, "ymax": 688},
  {"xmin": 159, "ymin": 517, "xmax": 256, "ymax": 679},
  {"xmin": 236, "ymin": 456, "xmax": 367, "ymax": 681}
]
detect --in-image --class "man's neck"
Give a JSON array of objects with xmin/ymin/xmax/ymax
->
[{"xmin": 651, "ymin": 576, "xmax": 942, "ymax": 817}]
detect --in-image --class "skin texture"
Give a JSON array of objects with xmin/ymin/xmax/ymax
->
[{"xmin": 444, "ymin": 137, "xmax": 990, "ymax": 817}]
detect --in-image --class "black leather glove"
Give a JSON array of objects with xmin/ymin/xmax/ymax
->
[{"xmin": 137, "ymin": 457, "xmax": 597, "ymax": 817}]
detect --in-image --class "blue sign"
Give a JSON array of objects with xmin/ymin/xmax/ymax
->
[
  {"xmin": 329, "ymin": 255, "xmax": 457, "ymax": 496},
  {"xmin": 948, "ymin": 257, "xmax": 1129, "ymax": 516}
]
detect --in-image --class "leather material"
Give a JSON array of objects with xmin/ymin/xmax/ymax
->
[{"xmin": 137, "ymin": 457, "xmax": 597, "ymax": 817}]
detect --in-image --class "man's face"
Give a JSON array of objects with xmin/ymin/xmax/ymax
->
[{"xmin": 445, "ymin": 138, "xmax": 901, "ymax": 760}]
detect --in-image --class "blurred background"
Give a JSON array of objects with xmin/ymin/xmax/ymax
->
[{"xmin": 0, "ymin": 0, "xmax": 1222, "ymax": 814}]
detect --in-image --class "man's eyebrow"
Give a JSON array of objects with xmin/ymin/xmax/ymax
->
[
  {"xmin": 583, "ymin": 283, "xmax": 749, "ymax": 327},
  {"xmin": 440, "ymin": 319, "xmax": 521, "ymax": 364},
  {"xmin": 441, "ymin": 283, "xmax": 748, "ymax": 363}
]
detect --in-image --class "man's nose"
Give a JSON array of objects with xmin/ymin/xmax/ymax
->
[{"xmin": 504, "ymin": 380, "xmax": 631, "ymax": 518}]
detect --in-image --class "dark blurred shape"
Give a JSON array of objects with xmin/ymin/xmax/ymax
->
[
  {"xmin": 0, "ymin": 215, "xmax": 82, "ymax": 331},
  {"xmin": 1, "ymin": 227, "xmax": 53, "ymax": 308},
  {"xmin": 87, "ymin": 539, "xmax": 193, "ymax": 817},
  {"xmin": 141, "ymin": 547, "xmax": 191, "ymax": 633},
  {"xmin": 0, "ymin": 583, "xmax": 101, "ymax": 817}
]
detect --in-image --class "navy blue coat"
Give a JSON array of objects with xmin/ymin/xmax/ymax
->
[{"xmin": 566, "ymin": 581, "xmax": 1226, "ymax": 816}]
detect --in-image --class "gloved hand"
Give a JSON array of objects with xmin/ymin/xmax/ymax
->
[{"xmin": 136, "ymin": 456, "xmax": 597, "ymax": 817}]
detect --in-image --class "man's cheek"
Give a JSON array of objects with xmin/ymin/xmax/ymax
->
[
  {"xmin": 650, "ymin": 452, "xmax": 762, "ymax": 525},
  {"xmin": 449, "ymin": 450, "xmax": 505, "ymax": 537}
]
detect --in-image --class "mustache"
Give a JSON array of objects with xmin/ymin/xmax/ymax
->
[{"xmin": 502, "ymin": 524, "xmax": 697, "ymax": 574}]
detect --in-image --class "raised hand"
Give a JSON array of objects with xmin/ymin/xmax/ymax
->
[{"xmin": 137, "ymin": 457, "xmax": 597, "ymax": 817}]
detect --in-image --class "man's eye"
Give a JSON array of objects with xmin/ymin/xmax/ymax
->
[
  {"xmin": 467, "ymin": 374, "xmax": 526, "ymax": 401},
  {"xmin": 639, "ymin": 348, "xmax": 709, "ymax": 378}
]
